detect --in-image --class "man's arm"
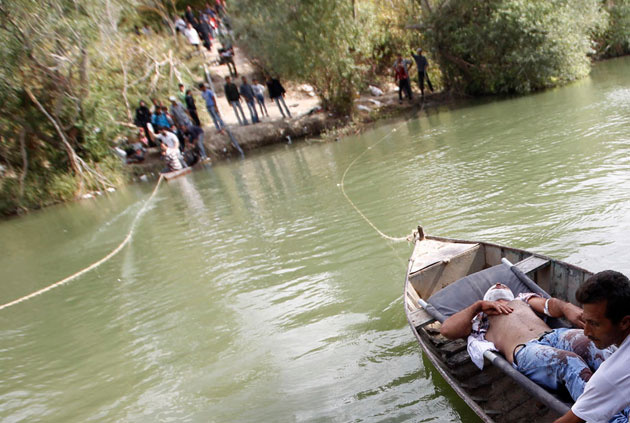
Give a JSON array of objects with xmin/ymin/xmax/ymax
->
[
  {"xmin": 554, "ymin": 410, "xmax": 584, "ymax": 423},
  {"xmin": 440, "ymin": 300, "xmax": 513, "ymax": 339},
  {"xmin": 527, "ymin": 297, "xmax": 585, "ymax": 328}
]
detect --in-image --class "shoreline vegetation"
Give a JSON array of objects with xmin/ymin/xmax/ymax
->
[{"xmin": 1, "ymin": 0, "xmax": 629, "ymax": 217}]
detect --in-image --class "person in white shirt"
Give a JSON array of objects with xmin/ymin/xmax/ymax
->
[
  {"xmin": 251, "ymin": 78, "xmax": 269, "ymax": 117},
  {"xmin": 184, "ymin": 22, "xmax": 201, "ymax": 51},
  {"xmin": 554, "ymin": 271, "xmax": 630, "ymax": 423}
]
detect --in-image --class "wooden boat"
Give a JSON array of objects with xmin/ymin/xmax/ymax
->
[
  {"xmin": 162, "ymin": 166, "xmax": 193, "ymax": 181},
  {"xmin": 404, "ymin": 226, "xmax": 593, "ymax": 423}
]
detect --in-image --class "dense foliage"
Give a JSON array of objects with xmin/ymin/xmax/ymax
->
[
  {"xmin": 598, "ymin": 0, "xmax": 630, "ymax": 57},
  {"xmin": 0, "ymin": 0, "xmax": 208, "ymax": 215},
  {"xmin": 422, "ymin": 0, "xmax": 607, "ymax": 94}
]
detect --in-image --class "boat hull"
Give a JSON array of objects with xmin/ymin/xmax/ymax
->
[{"xmin": 404, "ymin": 229, "xmax": 591, "ymax": 423}]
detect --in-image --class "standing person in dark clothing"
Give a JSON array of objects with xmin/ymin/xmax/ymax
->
[
  {"xmin": 197, "ymin": 18, "xmax": 212, "ymax": 51},
  {"xmin": 224, "ymin": 76, "xmax": 248, "ymax": 125},
  {"xmin": 185, "ymin": 89, "xmax": 201, "ymax": 126},
  {"xmin": 411, "ymin": 48, "xmax": 434, "ymax": 97},
  {"xmin": 183, "ymin": 124, "xmax": 208, "ymax": 161},
  {"xmin": 185, "ymin": 5, "xmax": 196, "ymax": 25},
  {"xmin": 393, "ymin": 55, "xmax": 413, "ymax": 103},
  {"xmin": 266, "ymin": 76, "xmax": 291, "ymax": 118},
  {"xmin": 239, "ymin": 76, "xmax": 260, "ymax": 123}
]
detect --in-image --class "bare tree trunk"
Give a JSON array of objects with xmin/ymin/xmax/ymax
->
[
  {"xmin": 119, "ymin": 57, "xmax": 133, "ymax": 122},
  {"xmin": 18, "ymin": 128, "xmax": 28, "ymax": 202},
  {"xmin": 25, "ymin": 86, "xmax": 85, "ymax": 193}
]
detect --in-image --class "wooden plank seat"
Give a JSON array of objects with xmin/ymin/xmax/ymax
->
[{"xmin": 513, "ymin": 255, "xmax": 550, "ymax": 275}]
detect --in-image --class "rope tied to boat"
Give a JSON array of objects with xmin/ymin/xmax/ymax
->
[
  {"xmin": 339, "ymin": 118, "xmax": 418, "ymax": 243},
  {"xmin": 0, "ymin": 175, "xmax": 165, "ymax": 311}
]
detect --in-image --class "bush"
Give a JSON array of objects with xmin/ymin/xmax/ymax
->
[
  {"xmin": 598, "ymin": 0, "xmax": 630, "ymax": 57},
  {"xmin": 424, "ymin": 0, "xmax": 606, "ymax": 94}
]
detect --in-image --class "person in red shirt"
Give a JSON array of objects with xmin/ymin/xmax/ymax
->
[{"xmin": 393, "ymin": 55, "xmax": 413, "ymax": 104}]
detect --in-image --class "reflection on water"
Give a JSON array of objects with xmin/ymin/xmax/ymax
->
[{"xmin": 1, "ymin": 57, "xmax": 630, "ymax": 422}]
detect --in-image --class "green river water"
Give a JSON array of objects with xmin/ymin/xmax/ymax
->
[{"xmin": 2, "ymin": 56, "xmax": 630, "ymax": 423}]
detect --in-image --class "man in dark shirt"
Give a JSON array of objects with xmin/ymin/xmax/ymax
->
[
  {"xmin": 266, "ymin": 76, "xmax": 292, "ymax": 118},
  {"xmin": 411, "ymin": 48, "xmax": 434, "ymax": 97},
  {"xmin": 185, "ymin": 89, "xmax": 201, "ymax": 126},
  {"xmin": 135, "ymin": 100, "xmax": 151, "ymax": 130},
  {"xmin": 224, "ymin": 76, "xmax": 248, "ymax": 125},
  {"xmin": 185, "ymin": 5, "xmax": 196, "ymax": 25},
  {"xmin": 239, "ymin": 76, "xmax": 260, "ymax": 123},
  {"xmin": 183, "ymin": 124, "xmax": 208, "ymax": 161}
]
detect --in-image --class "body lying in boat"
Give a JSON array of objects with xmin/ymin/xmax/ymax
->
[
  {"xmin": 405, "ymin": 231, "xmax": 630, "ymax": 423},
  {"xmin": 440, "ymin": 283, "xmax": 612, "ymax": 404}
]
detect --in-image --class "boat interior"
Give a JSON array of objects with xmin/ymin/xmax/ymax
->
[{"xmin": 404, "ymin": 232, "xmax": 593, "ymax": 423}]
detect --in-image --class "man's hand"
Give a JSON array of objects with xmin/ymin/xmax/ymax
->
[
  {"xmin": 480, "ymin": 300, "xmax": 513, "ymax": 316},
  {"xmin": 561, "ymin": 301, "xmax": 585, "ymax": 329},
  {"xmin": 554, "ymin": 410, "xmax": 584, "ymax": 423}
]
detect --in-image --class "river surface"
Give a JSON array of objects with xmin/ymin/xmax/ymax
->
[{"xmin": 2, "ymin": 57, "xmax": 630, "ymax": 422}]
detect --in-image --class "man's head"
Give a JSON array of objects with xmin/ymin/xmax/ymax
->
[
  {"xmin": 139, "ymin": 100, "xmax": 146, "ymax": 107},
  {"xmin": 178, "ymin": 83, "xmax": 185, "ymax": 92},
  {"xmin": 169, "ymin": 96, "xmax": 177, "ymax": 104},
  {"xmin": 576, "ymin": 270, "xmax": 630, "ymax": 348},
  {"xmin": 199, "ymin": 83, "xmax": 206, "ymax": 91},
  {"xmin": 225, "ymin": 76, "xmax": 231, "ymax": 83},
  {"xmin": 483, "ymin": 283, "xmax": 515, "ymax": 302},
  {"xmin": 417, "ymin": 48, "xmax": 423, "ymax": 55},
  {"xmin": 241, "ymin": 76, "xmax": 248, "ymax": 84},
  {"xmin": 397, "ymin": 54, "xmax": 403, "ymax": 62}
]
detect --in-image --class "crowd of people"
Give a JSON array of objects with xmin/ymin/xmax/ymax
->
[{"xmin": 125, "ymin": 1, "xmax": 294, "ymax": 173}]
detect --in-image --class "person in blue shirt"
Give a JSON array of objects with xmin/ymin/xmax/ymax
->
[
  {"xmin": 199, "ymin": 83, "xmax": 225, "ymax": 133},
  {"xmin": 151, "ymin": 106, "xmax": 172, "ymax": 131}
]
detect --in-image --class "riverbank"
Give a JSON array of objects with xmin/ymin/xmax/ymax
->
[{"xmin": 127, "ymin": 89, "xmax": 457, "ymax": 177}]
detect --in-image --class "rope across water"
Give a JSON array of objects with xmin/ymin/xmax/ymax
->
[
  {"xmin": 2, "ymin": 108, "xmax": 422, "ymax": 310},
  {"xmin": 339, "ymin": 118, "xmax": 414, "ymax": 243},
  {"xmin": 0, "ymin": 175, "xmax": 165, "ymax": 311}
]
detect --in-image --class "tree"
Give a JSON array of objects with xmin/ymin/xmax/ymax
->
[{"xmin": 421, "ymin": 0, "xmax": 607, "ymax": 94}]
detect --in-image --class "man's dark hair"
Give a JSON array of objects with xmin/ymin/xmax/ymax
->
[
  {"xmin": 576, "ymin": 270, "xmax": 630, "ymax": 324},
  {"xmin": 198, "ymin": 83, "xmax": 204, "ymax": 89}
]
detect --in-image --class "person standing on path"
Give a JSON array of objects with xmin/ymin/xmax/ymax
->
[
  {"xmin": 239, "ymin": 76, "xmax": 260, "ymax": 123},
  {"xmin": 169, "ymin": 96, "xmax": 193, "ymax": 128},
  {"xmin": 224, "ymin": 76, "xmax": 248, "ymax": 126},
  {"xmin": 199, "ymin": 83, "xmax": 225, "ymax": 133},
  {"xmin": 252, "ymin": 78, "xmax": 269, "ymax": 117},
  {"xmin": 176, "ymin": 83, "xmax": 187, "ymax": 104},
  {"xmin": 185, "ymin": 89, "xmax": 201, "ymax": 127},
  {"xmin": 411, "ymin": 48, "xmax": 434, "ymax": 97},
  {"xmin": 266, "ymin": 76, "xmax": 291, "ymax": 118},
  {"xmin": 393, "ymin": 55, "xmax": 413, "ymax": 103}
]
